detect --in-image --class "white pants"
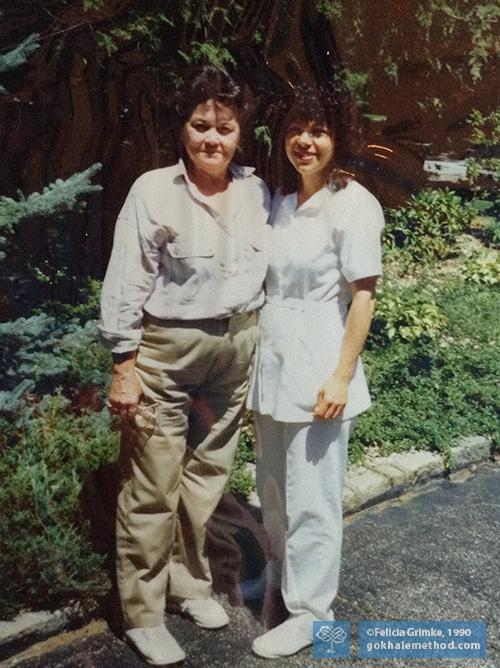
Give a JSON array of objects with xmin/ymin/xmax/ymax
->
[{"xmin": 255, "ymin": 413, "xmax": 356, "ymax": 621}]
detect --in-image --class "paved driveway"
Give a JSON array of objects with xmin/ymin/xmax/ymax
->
[{"xmin": 6, "ymin": 461, "xmax": 499, "ymax": 668}]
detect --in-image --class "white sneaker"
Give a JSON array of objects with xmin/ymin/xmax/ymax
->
[
  {"xmin": 252, "ymin": 615, "xmax": 313, "ymax": 658},
  {"xmin": 125, "ymin": 624, "xmax": 185, "ymax": 665},
  {"xmin": 179, "ymin": 597, "xmax": 229, "ymax": 629}
]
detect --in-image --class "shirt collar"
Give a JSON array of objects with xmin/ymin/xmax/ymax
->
[
  {"xmin": 291, "ymin": 186, "xmax": 330, "ymax": 216},
  {"xmin": 173, "ymin": 158, "xmax": 255, "ymax": 184}
]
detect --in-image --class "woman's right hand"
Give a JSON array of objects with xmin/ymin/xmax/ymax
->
[{"xmin": 108, "ymin": 357, "xmax": 142, "ymax": 419}]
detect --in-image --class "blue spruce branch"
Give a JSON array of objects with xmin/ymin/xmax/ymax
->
[
  {"xmin": 0, "ymin": 34, "xmax": 41, "ymax": 74},
  {"xmin": 0, "ymin": 163, "xmax": 102, "ymax": 259}
]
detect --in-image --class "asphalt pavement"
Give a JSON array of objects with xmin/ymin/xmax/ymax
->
[{"xmin": 5, "ymin": 461, "xmax": 499, "ymax": 668}]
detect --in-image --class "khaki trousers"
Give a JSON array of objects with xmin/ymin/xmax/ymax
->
[{"xmin": 116, "ymin": 312, "xmax": 258, "ymax": 629}]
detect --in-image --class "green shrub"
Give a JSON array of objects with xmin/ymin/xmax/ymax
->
[
  {"xmin": 384, "ymin": 188, "xmax": 474, "ymax": 262},
  {"xmin": 353, "ymin": 282, "xmax": 499, "ymax": 460},
  {"xmin": 41, "ymin": 278, "xmax": 103, "ymax": 323},
  {"xmin": 485, "ymin": 218, "xmax": 500, "ymax": 246},
  {"xmin": 0, "ymin": 393, "xmax": 119, "ymax": 618},
  {"xmin": 466, "ymin": 108, "xmax": 500, "ymax": 184},
  {"xmin": 227, "ymin": 417, "xmax": 257, "ymax": 499},
  {"xmin": 370, "ymin": 286, "xmax": 447, "ymax": 344},
  {"xmin": 462, "ymin": 250, "xmax": 500, "ymax": 285},
  {"xmin": 0, "ymin": 313, "xmax": 111, "ymax": 400},
  {"xmin": 468, "ymin": 212, "xmax": 500, "ymax": 247}
]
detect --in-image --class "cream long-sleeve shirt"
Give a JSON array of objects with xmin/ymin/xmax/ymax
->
[{"xmin": 99, "ymin": 159, "xmax": 270, "ymax": 353}]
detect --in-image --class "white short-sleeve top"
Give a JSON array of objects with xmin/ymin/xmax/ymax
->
[{"xmin": 247, "ymin": 179, "xmax": 385, "ymax": 422}]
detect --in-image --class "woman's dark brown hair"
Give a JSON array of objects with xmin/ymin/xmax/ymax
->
[
  {"xmin": 274, "ymin": 84, "xmax": 351, "ymax": 194},
  {"xmin": 174, "ymin": 66, "xmax": 244, "ymax": 124}
]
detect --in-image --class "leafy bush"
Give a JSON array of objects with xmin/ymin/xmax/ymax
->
[
  {"xmin": 370, "ymin": 286, "xmax": 447, "ymax": 344},
  {"xmin": 0, "ymin": 394, "xmax": 119, "ymax": 619},
  {"xmin": 462, "ymin": 251, "xmax": 500, "ymax": 285},
  {"xmin": 0, "ymin": 165, "xmax": 101, "ymax": 262},
  {"xmin": 0, "ymin": 312, "xmax": 111, "ymax": 401},
  {"xmin": 52, "ymin": 278, "xmax": 103, "ymax": 323},
  {"xmin": 384, "ymin": 188, "xmax": 475, "ymax": 262},
  {"xmin": 468, "ymin": 211, "xmax": 500, "ymax": 248},
  {"xmin": 484, "ymin": 218, "xmax": 500, "ymax": 246},
  {"xmin": 353, "ymin": 282, "xmax": 499, "ymax": 460},
  {"xmin": 0, "ymin": 314, "xmax": 74, "ymax": 392},
  {"xmin": 227, "ymin": 418, "xmax": 257, "ymax": 499},
  {"xmin": 466, "ymin": 108, "xmax": 500, "ymax": 184}
]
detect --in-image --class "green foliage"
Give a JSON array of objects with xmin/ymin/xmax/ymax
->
[
  {"xmin": 0, "ymin": 34, "xmax": 40, "ymax": 74},
  {"xmin": 227, "ymin": 418, "xmax": 256, "ymax": 499},
  {"xmin": 42, "ymin": 277, "xmax": 103, "ymax": 322},
  {"xmin": 1, "ymin": 313, "xmax": 70, "ymax": 393},
  {"xmin": 315, "ymin": 0, "xmax": 343, "ymax": 20},
  {"xmin": 0, "ymin": 312, "xmax": 111, "ymax": 399},
  {"xmin": 462, "ymin": 250, "xmax": 500, "ymax": 285},
  {"xmin": 96, "ymin": 13, "xmax": 173, "ymax": 55},
  {"xmin": 384, "ymin": 188, "xmax": 474, "ymax": 262},
  {"xmin": 362, "ymin": 114, "xmax": 388, "ymax": 123},
  {"xmin": 0, "ymin": 393, "xmax": 119, "ymax": 619},
  {"xmin": 466, "ymin": 3, "xmax": 500, "ymax": 82},
  {"xmin": 415, "ymin": 1, "xmax": 500, "ymax": 83},
  {"xmin": 83, "ymin": 0, "xmax": 105, "ymax": 10},
  {"xmin": 371, "ymin": 287, "xmax": 447, "ymax": 344},
  {"xmin": 353, "ymin": 282, "xmax": 499, "ymax": 459},
  {"xmin": 484, "ymin": 218, "xmax": 500, "ymax": 245},
  {"xmin": 384, "ymin": 59, "xmax": 399, "ymax": 84},
  {"xmin": 342, "ymin": 69, "xmax": 369, "ymax": 108},
  {"xmin": 0, "ymin": 164, "xmax": 102, "ymax": 260},
  {"xmin": 179, "ymin": 42, "xmax": 236, "ymax": 68},
  {"xmin": 171, "ymin": 2, "xmax": 247, "ymax": 76},
  {"xmin": 92, "ymin": 1, "xmax": 245, "ymax": 72},
  {"xmin": 333, "ymin": 0, "xmax": 499, "ymax": 116},
  {"xmin": 466, "ymin": 108, "xmax": 500, "ymax": 184},
  {"xmin": 227, "ymin": 464, "xmax": 255, "ymax": 500},
  {"xmin": 0, "ymin": 163, "xmax": 102, "ymax": 226},
  {"xmin": 179, "ymin": 1, "xmax": 243, "ymax": 35},
  {"xmin": 254, "ymin": 125, "xmax": 273, "ymax": 157}
]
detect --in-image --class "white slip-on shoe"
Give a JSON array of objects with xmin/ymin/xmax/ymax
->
[
  {"xmin": 125, "ymin": 624, "xmax": 186, "ymax": 665},
  {"xmin": 179, "ymin": 597, "xmax": 229, "ymax": 629},
  {"xmin": 252, "ymin": 615, "xmax": 313, "ymax": 659}
]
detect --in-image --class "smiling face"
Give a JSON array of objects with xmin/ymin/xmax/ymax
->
[
  {"xmin": 284, "ymin": 119, "xmax": 335, "ymax": 181},
  {"xmin": 182, "ymin": 99, "xmax": 240, "ymax": 176}
]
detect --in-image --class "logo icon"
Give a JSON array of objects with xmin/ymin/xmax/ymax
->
[{"xmin": 313, "ymin": 621, "xmax": 350, "ymax": 658}]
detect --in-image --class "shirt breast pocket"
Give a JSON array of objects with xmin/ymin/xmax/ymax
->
[
  {"xmin": 167, "ymin": 240, "xmax": 215, "ymax": 260},
  {"xmin": 164, "ymin": 240, "xmax": 215, "ymax": 299}
]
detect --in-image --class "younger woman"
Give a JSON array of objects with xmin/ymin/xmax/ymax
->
[{"xmin": 248, "ymin": 88, "xmax": 384, "ymax": 658}]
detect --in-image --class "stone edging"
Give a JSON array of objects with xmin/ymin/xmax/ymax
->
[
  {"xmin": 248, "ymin": 435, "xmax": 494, "ymax": 514},
  {"xmin": 0, "ymin": 603, "xmax": 88, "ymax": 663},
  {"xmin": 342, "ymin": 435, "xmax": 493, "ymax": 514}
]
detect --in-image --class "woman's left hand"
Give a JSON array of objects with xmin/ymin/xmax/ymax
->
[{"xmin": 313, "ymin": 374, "xmax": 349, "ymax": 420}]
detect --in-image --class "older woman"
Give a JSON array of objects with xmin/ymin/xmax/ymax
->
[
  {"xmin": 247, "ymin": 87, "xmax": 384, "ymax": 658},
  {"xmin": 100, "ymin": 67, "xmax": 269, "ymax": 665}
]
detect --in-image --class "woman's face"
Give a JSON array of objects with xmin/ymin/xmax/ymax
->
[
  {"xmin": 284, "ymin": 119, "xmax": 334, "ymax": 179},
  {"xmin": 183, "ymin": 99, "xmax": 240, "ymax": 176}
]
